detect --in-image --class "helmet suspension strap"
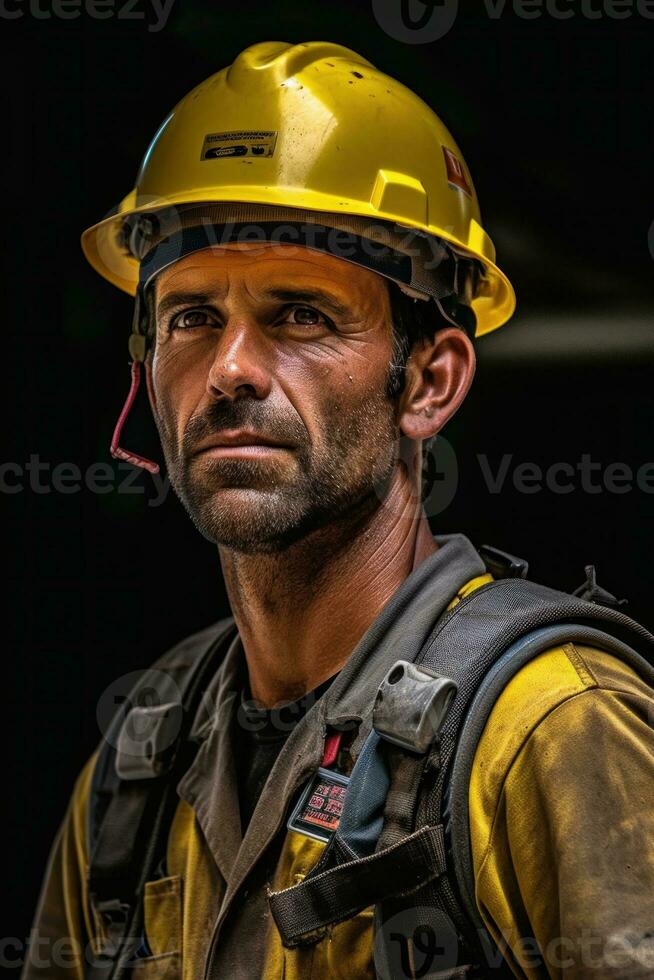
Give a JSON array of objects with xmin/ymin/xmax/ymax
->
[{"xmin": 110, "ymin": 288, "xmax": 160, "ymax": 475}]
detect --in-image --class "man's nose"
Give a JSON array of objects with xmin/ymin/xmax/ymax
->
[{"xmin": 206, "ymin": 317, "xmax": 273, "ymax": 401}]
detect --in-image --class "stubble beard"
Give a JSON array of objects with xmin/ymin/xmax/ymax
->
[{"xmin": 157, "ymin": 388, "xmax": 399, "ymax": 555}]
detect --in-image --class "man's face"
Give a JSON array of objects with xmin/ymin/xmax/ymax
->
[{"xmin": 150, "ymin": 241, "xmax": 401, "ymax": 553}]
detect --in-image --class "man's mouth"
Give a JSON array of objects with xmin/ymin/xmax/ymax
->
[{"xmin": 192, "ymin": 429, "xmax": 295, "ymax": 459}]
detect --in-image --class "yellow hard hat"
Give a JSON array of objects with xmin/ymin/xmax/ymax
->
[{"xmin": 81, "ymin": 40, "xmax": 515, "ymax": 337}]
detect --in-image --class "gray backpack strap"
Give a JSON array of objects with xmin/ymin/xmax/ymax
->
[
  {"xmin": 87, "ymin": 617, "xmax": 236, "ymax": 861},
  {"xmin": 84, "ymin": 617, "xmax": 237, "ymax": 980}
]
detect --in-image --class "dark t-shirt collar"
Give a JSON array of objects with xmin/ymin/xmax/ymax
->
[{"xmin": 237, "ymin": 673, "xmax": 338, "ymax": 745}]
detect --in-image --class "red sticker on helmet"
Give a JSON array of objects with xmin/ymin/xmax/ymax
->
[{"xmin": 442, "ymin": 147, "xmax": 472, "ymax": 198}]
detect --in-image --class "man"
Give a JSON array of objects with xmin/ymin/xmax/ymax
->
[{"xmin": 23, "ymin": 40, "xmax": 654, "ymax": 980}]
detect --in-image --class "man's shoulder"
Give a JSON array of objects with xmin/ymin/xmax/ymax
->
[
  {"xmin": 473, "ymin": 642, "xmax": 650, "ymax": 765},
  {"xmin": 69, "ymin": 618, "xmax": 237, "ymax": 860},
  {"xmin": 469, "ymin": 642, "xmax": 653, "ymax": 831}
]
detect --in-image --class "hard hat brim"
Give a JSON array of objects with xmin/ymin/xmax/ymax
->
[{"xmin": 81, "ymin": 187, "xmax": 516, "ymax": 337}]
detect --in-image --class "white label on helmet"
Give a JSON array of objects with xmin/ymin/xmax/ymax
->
[{"xmin": 201, "ymin": 130, "xmax": 278, "ymax": 161}]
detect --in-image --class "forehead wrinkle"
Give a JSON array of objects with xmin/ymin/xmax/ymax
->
[
  {"xmin": 158, "ymin": 241, "xmax": 380, "ymax": 284},
  {"xmin": 153, "ymin": 245, "xmax": 390, "ymax": 324},
  {"xmin": 155, "ymin": 267, "xmax": 255, "ymax": 325},
  {"xmin": 155, "ymin": 261, "xmax": 230, "ymax": 305},
  {"xmin": 256, "ymin": 262, "xmax": 387, "ymax": 321}
]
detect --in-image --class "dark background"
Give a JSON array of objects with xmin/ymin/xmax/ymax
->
[{"xmin": 4, "ymin": 0, "xmax": 653, "ymax": 952}]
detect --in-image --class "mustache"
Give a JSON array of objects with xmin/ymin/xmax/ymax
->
[{"xmin": 181, "ymin": 399, "xmax": 307, "ymax": 455}]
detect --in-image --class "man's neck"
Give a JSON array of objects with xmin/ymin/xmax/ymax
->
[{"xmin": 218, "ymin": 479, "xmax": 438, "ymax": 708}]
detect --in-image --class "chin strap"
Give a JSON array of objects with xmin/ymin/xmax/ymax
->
[{"xmin": 110, "ymin": 290, "xmax": 160, "ymax": 475}]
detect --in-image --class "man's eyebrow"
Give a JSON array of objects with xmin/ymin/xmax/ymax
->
[
  {"xmin": 155, "ymin": 290, "xmax": 215, "ymax": 320},
  {"xmin": 263, "ymin": 287, "xmax": 353, "ymax": 319},
  {"xmin": 155, "ymin": 286, "xmax": 355, "ymax": 322}
]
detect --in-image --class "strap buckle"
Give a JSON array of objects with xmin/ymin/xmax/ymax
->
[
  {"xmin": 91, "ymin": 897, "xmax": 132, "ymax": 953},
  {"xmin": 478, "ymin": 544, "xmax": 529, "ymax": 579},
  {"xmin": 115, "ymin": 701, "xmax": 183, "ymax": 780},
  {"xmin": 572, "ymin": 564, "xmax": 628, "ymax": 609},
  {"xmin": 373, "ymin": 661, "xmax": 457, "ymax": 754}
]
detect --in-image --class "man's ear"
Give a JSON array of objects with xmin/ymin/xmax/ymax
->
[{"xmin": 398, "ymin": 326, "xmax": 476, "ymax": 440}]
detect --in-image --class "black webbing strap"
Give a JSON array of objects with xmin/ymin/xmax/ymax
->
[
  {"xmin": 376, "ymin": 744, "xmax": 430, "ymax": 851},
  {"xmin": 85, "ymin": 620, "xmax": 237, "ymax": 979},
  {"xmin": 269, "ymin": 824, "xmax": 446, "ymax": 948}
]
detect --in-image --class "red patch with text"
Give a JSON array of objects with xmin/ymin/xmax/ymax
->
[{"xmin": 287, "ymin": 768, "xmax": 350, "ymax": 844}]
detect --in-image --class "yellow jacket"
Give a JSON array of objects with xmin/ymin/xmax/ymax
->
[{"xmin": 22, "ymin": 547, "xmax": 654, "ymax": 979}]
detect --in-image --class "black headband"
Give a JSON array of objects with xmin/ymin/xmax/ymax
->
[{"xmin": 138, "ymin": 221, "xmax": 416, "ymax": 292}]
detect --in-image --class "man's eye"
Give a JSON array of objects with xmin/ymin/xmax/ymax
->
[
  {"xmin": 170, "ymin": 309, "xmax": 217, "ymax": 331},
  {"xmin": 282, "ymin": 306, "xmax": 331, "ymax": 329}
]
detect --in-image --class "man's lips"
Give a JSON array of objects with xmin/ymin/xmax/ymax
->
[{"xmin": 192, "ymin": 430, "xmax": 295, "ymax": 458}]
